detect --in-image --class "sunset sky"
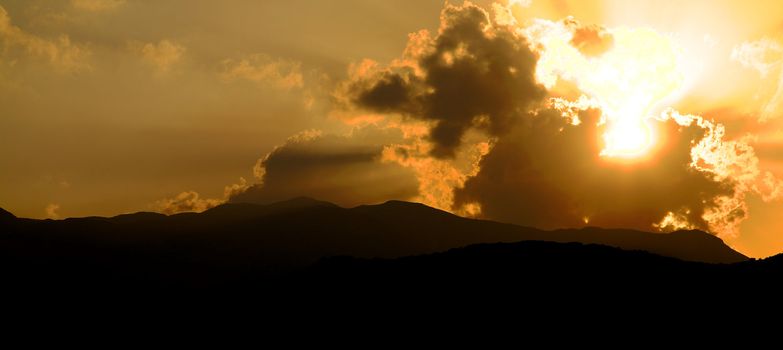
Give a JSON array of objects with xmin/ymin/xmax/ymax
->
[{"xmin": 2, "ymin": 0, "xmax": 783, "ymax": 258}]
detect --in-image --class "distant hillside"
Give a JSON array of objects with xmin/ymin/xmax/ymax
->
[
  {"xmin": 0, "ymin": 197, "xmax": 764, "ymax": 294},
  {"xmin": 352, "ymin": 200, "xmax": 747, "ymax": 264},
  {"xmin": 296, "ymin": 241, "xmax": 783, "ymax": 301},
  {"xmin": 0, "ymin": 207, "xmax": 15, "ymax": 221},
  {"xmin": 0, "ymin": 198, "xmax": 745, "ymax": 267}
]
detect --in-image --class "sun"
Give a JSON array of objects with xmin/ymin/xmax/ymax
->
[
  {"xmin": 601, "ymin": 119, "xmax": 655, "ymax": 158},
  {"xmin": 528, "ymin": 22, "xmax": 687, "ymax": 160}
]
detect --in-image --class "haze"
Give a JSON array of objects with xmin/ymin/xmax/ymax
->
[{"xmin": 2, "ymin": 0, "xmax": 782, "ymax": 258}]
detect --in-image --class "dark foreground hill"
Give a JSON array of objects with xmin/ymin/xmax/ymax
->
[
  {"xmin": 0, "ymin": 198, "xmax": 768, "ymax": 297},
  {"xmin": 291, "ymin": 241, "xmax": 783, "ymax": 313}
]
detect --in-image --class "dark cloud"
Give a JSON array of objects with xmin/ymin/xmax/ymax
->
[
  {"xmin": 454, "ymin": 107, "xmax": 734, "ymax": 231},
  {"xmin": 565, "ymin": 18, "xmax": 615, "ymax": 57},
  {"xmin": 230, "ymin": 128, "xmax": 419, "ymax": 207},
  {"xmin": 343, "ymin": 2, "xmax": 735, "ymax": 233},
  {"xmin": 355, "ymin": 73, "xmax": 415, "ymax": 113},
  {"xmin": 349, "ymin": 2, "xmax": 546, "ymax": 158}
]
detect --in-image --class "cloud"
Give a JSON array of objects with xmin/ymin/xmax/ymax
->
[
  {"xmin": 153, "ymin": 191, "xmax": 221, "ymax": 215},
  {"xmin": 152, "ymin": 126, "xmax": 415, "ymax": 214},
  {"xmin": 452, "ymin": 102, "xmax": 730, "ymax": 231},
  {"xmin": 316, "ymin": 1, "xmax": 783, "ymax": 241},
  {"xmin": 564, "ymin": 17, "xmax": 614, "ymax": 57},
  {"xmin": 231, "ymin": 128, "xmax": 419, "ymax": 207},
  {"xmin": 376, "ymin": 120, "xmax": 491, "ymax": 212},
  {"xmin": 732, "ymin": 38, "xmax": 783, "ymax": 121},
  {"xmin": 0, "ymin": 5, "xmax": 90, "ymax": 71},
  {"xmin": 220, "ymin": 54, "xmax": 304, "ymax": 89},
  {"xmin": 344, "ymin": 2, "xmax": 545, "ymax": 158},
  {"xmin": 660, "ymin": 109, "xmax": 783, "ymax": 238},
  {"xmin": 732, "ymin": 38, "xmax": 783, "ymax": 78},
  {"xmin": 220, "ymin": 53, "xmax": 321, "ymax": 109},
  {"xmin": 448, "ymin": 95, "xmax": 783, "ymax": 239},
  {"xmin": 508, "ymin": 0, "xmax": 532, "ymax": 8},
  {"xmin": 153, "ymin": 178, "xmax": 249, "ymax": 215},
  {"xmin": 45, "ymin": 203, "xmax": 60, "ymax": 219},
  {"xmin": 144, "ymin": 1, "xmax": 781, "ymax": 242},
  {"xmin": 71, "ymin": 0, "xmax": 126, "ymax": 12},
  {"xmin": 133, "ymin": 39, "xmax": 186, "ymax": 72}
]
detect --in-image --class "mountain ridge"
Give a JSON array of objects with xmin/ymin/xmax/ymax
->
[
  {"xmin": 2, "ymin": 197, "xmax": 780, "ymax": 297},
  {"xmin": 0, "ymin": 207, "xmax": 15, "ymax": 221},
  {"xmin": 0, "ymin": 198, "xmax": 746, "ymax": 264}
]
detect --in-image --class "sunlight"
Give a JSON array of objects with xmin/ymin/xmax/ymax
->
[
  {"xmin": 528, "ymin": 23, "xmax": 687, "ymax": 160},
  {"xmin": 601, "ymin": 119, "xmax": 654, "ymax": 158}
]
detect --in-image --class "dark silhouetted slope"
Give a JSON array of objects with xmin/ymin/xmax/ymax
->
[
  {"xmin": 0, "ymin": 207, "xmax": 15, "ymax": 222},
  {"xmin": 351, "ymin": 201, "xmax": 747, "ymax": 263},
  {"xmin": 294, "ymin": 240, "xmax": 783, "ymax": 307},
  {"xmin": 0, "ymin": 198, "xmax": 763, "ymax": 294},
  {"xmin": 544, "ymin": 227, "xmax": 747, "ymax": 264},
  {"xmin": 108, "ymin": 212, "xmax": 167, "ymax": 225},
  {"xmin": 302, "ymin": 240, "xmax": 716, "ymax": 290}
]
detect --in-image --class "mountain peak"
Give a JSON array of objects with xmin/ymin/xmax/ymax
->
[
  {"xmin": 109, "ymin": 211, "xmax": 167, "ymax": 224},
  {"xmin": 273, "ymin": 196, "xmax": 339, "ymax": 209},
  {"xmin": 226, "ymin": 196, "xmax": 339, "ymax": 210},
  {"xmin": 0, "ymin": 207, "xmax": 16, "ymax": 221},
  {"xmin": 560, "ymin": 226, "xmax": 747, "ymax": 263},
  {"xmin": 352, "ymin": 200, "xmax": 458, "ymax": 219},
  {"xmin": 361, "ymin": 199, "xmax": 448, "ymax": 212},
  {"xmin": 671, "ymin": 229, "xmax": 718, "ymax": 238},
  {"xmin": 380, "ymin": 200, "xmax": 429, "ymax": 207},
  {"xmin": 201, "ymin": 197, "xmax": 339, "ymax": 220}
]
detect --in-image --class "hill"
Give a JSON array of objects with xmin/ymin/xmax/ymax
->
[
  {"xmin": 0, "ymin": 198, "xmax": 755, "ymax": 293},
  {"xmin": 0, "ymin": 198, "xmax": 745, "ymax": 265},
  {"xmin": 0, "ymin": 207, "xmax": 15, "ymax": 221}
]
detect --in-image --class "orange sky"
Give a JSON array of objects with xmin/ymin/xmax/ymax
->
[
  {"xmin": 1, "ymin": 0, "xmax": 782, "ymax": 258},
  {"xmin": 511, "ymin": 0, "xmax": 783, "ymax": 257}
]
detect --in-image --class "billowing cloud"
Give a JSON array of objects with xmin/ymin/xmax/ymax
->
[
  {"xmin": 153, "ymin": 178, "xmax": 249, "ymax": 215},
  {"xmin": 45, "ymin": 203, "xmax": 60, "ymax": 219},
  {"xmin": 732, "ymin": 38, "xmax": 783, "ymax": 121},
  {"xmin": 133, "ymin": 39, "xmax": 186, "ymax": 72},
  {"xmin": 452, "ymin": 102, "xmax": 730, "ymax": 232},
  {"xmin": 230, "ymin": 128, "xmax": 419, "ymax": 207},
  {"xmin": 732, "ymin": 38, "xmax": 783, "ymax": 78},
  {"xmin": 138, "ymin": 1, "xmax": 783, "ymax": 244},
  {"xmin": 345, "ymin": 2, "xmax": 545, "ymax": 158},
  {"xmin": 508, "ymin": 0, "xmax": 532, "ymax": 7},
  {"xmin": 331, "ymin": 2, "xmax": 783, "ymax": 241},
  {"xmin": 564, "ymin": 18, "xmax": 614, "ymax": 57},
  {"xmin": 664, "ymin": 109, "xmax": 783, "ymax": 237},
  {"xmin": 153, "ymin": 191, "xmax": 222, "ymax": 215},
  {"xmin": 220, "ymin": 54, "xmax": 304, "ymax": 89},
  {"xmin": 374, "ymin": 119, "xmax": 491, "ymax": 212},
  {"xmin": 0, "ymin": 5, "xmax": 90, "ymax": 71},
  {"xmin": 4, "ymin": 0, "xmax": 782, "ymax": 256}
]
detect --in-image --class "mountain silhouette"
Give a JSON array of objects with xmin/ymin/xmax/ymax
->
[
  {"xmin": 296, "ymin": 241, "xmax": 783, "ymax": 306},
  {"xmin": 352, "ymin": 200, "xmax": 747, "ymax": 264},
  {"xmin": 3, "ymin": 197, "xmax": 747, "ymax": 265},
  {"xmin": 1, "ymin": 198, "xmax": 744, "ymax": 266},
  {"xmin": 0, "ymin": 207, "xmax": 14, "ymax": 222},
  {"xmin": 0, "ymin": 198, "xmax": 765, "ymax": 296}
]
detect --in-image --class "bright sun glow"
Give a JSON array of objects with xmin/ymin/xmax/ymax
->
[
  {"xmin": 528, "ymin": 22, "xmax": 687, "ymax": 159},
  {"xmin": 602, "ymin": 119, "xmax": 654, "ymax": 158}
]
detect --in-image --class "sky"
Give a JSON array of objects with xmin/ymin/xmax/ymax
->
[{"xmin": 2, "ymin": 0, "xmax": 783, "ymax": 258}]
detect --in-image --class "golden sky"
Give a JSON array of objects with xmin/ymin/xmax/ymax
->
[{"xmin": 2, "ymin": 0, "xmax": 783, "ymax": 258}]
